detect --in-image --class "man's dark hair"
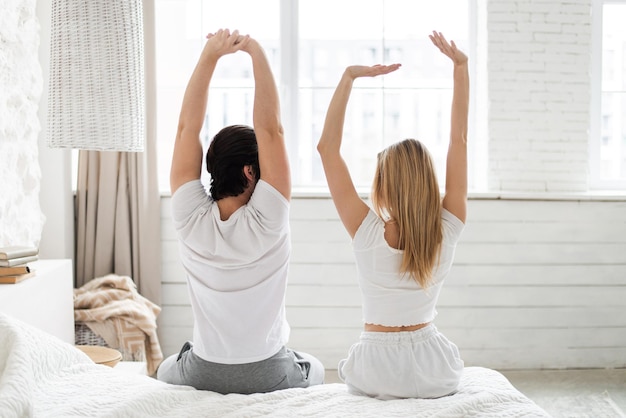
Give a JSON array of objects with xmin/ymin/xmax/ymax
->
[{"xmin": 206, "ymin": 125, "xmax": 260, "ymax": 200}]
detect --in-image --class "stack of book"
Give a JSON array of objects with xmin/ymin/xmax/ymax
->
[{"xmin": 0, "ymin": 246, "xmax": 39, "ymax": 284}]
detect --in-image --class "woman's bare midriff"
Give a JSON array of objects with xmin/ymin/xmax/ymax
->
[{"xmin": 364, "ymin": 322, "xmax": 430, "ymax": 332}]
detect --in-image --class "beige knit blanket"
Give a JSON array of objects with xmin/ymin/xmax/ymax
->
[{"xmin": 74, "ymin": 274, "xmax": 163, "ymax": 375}]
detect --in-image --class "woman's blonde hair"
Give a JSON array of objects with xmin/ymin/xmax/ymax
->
[{"xmin": 371, "ymin": 139, "xmax": 442, "ymax": 288}]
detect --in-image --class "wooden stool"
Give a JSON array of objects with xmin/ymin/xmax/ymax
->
[{"xmin": 76, "ymin": 345, "xmax": 122, "ymax": 367}]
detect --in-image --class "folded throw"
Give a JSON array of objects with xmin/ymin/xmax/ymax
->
[{"xmin": 74, "ymin": 274, "xmax": 163, "ymax": 375}]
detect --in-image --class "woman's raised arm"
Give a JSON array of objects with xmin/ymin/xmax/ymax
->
[
  {"xmin": 317, "ymin": 64, "xmax": 400, "ymax": 237},
  {"xmin": 430, "ymin": 31, "xmax": 469, "ymax": 223}
]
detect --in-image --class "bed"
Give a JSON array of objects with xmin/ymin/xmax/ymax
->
[{"xmin": 0, "ymin": 313, "xmax": 550, "ymax": 417}]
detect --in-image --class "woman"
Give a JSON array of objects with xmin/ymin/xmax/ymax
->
[{"xmin": 317, "ymin": 31, "xmax": 469, "ymax": 400}]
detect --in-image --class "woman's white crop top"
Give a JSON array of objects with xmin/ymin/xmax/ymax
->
[{"xmin": 352, "ymin": 208, "xmax": 464, "ymax": 327}]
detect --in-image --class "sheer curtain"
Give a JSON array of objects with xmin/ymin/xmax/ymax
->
[{"xmin": 74, "ymin": 1, "xmax": 161, "ymax": 304}]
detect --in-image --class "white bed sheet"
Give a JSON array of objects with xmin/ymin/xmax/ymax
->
[{"xmin": 0, "ymin": 313, "xmax": 550, "ymax": 417}]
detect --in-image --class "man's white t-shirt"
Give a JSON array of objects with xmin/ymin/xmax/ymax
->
[{"xmin": 171, "ymin": 179, "xmax": 291, "ymax": 364}]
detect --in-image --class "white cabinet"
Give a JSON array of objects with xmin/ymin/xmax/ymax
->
[{"xmin": 0, "ymin": 259, "xmax": 74, "ymax": 344}]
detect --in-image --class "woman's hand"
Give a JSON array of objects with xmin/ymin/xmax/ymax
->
[
  {"xmin": 434, "ymin": 30, "xmax": 469, "ymax": 223},
  {"xmin": 345, "ymin": 64, "xmax": 401, "ymax": 80},
  {"xmin": 429, "ymin": 31, "xmax": 467, "ymax": 65}
]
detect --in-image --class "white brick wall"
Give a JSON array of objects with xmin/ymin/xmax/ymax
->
[{"xmin": 488, "ymin": 0, "xmax": 592, "ymax": 192}]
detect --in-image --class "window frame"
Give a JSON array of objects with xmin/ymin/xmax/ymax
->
[{"xmin": 590, "ymin": 0, "xmax": 626, "ymax": 190}]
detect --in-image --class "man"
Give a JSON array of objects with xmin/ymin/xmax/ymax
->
[{"xmin": 157, "ymin": 29, "xmax": 324, "ymax": 394}]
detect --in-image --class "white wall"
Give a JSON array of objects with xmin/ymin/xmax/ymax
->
[
  {"xmin": 0, "ymin": 0, "xmax": 72, "ymax": 256},
  {"xmin": 36, "ymin": 0, "xmax": 74, "ymax": 260},
  {"xmin": 0, "ymin": 0, "xmax": 75, "ymax": 259},
  {"xmin": 487, "ymin": 0, "xmax": 591, "ymax": 192},
  {"xmin": 0, "ymin": 0, "xmax": 46, "ymax": 248},
  {"xmin": 159, "ymin": 196, "xmax": 626, "ymax": 370}
]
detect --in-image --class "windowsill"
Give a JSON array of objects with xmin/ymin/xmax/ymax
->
[
  {"xmin": 465, "ymin": 190, "xmax": 626, "ymax": 202},
  {"xmin": 291, "ymin": 187, "xmax": 626, "ymax": 202},
  {"xmin": 159, "ymin": 188, "xmax": 626, "ymax": 202}
]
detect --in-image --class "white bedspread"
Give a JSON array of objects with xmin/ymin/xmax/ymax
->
[{"xmin": 0, "ymin": 313, "xmax": 550, "ymax": 417}]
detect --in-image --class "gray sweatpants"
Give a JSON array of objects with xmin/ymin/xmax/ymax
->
[{"xmin": 156, "ymin": 341, "xmax": 325, "ymax": 394}]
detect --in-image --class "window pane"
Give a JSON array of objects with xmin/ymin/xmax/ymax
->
[
  {"xmin": 200, "ymin": 1, "xmax": 279, "ymax": 39},
  {"xmin": 383, "ymin": 88, "xmax": 452, "ymax": 183},
  {"xmin": 600, "ymin": 3, "xmax": 626, "ymax": 181},
  {"xmin": 299, "ymin": 0, "xmax": 384, "ymax": 88},
  {"xmin": 155, "ymin": 0, "xmax": 279, "ymax": 191}
]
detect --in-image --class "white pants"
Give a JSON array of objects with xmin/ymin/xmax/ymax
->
[{"xmin": 338, "ymin": 324, "xmax": 463, "ymax": 400}]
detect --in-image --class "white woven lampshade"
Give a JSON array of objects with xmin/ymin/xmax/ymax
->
[{"xmin": 47, "ymin": 0, "xmax": 145, "ymax": 152}]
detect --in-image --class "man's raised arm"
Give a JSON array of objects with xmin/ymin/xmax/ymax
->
[
  {"xmin": 170, "ymin": 29, "xmax": 249, "ymax": 195},
  {"xmin": 242, "ymin": 39, "xmax": 291, "ymax": 200}
]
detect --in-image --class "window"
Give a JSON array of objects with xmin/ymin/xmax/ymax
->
[
  {"xmin": 155, "ymin": 0, "xmax": 476, "ymax": 193},
  {"xmin": 591, "ymin": 0, "xmax": 626, "ymax": 188}
]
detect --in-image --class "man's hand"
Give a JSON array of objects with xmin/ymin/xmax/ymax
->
[
  {"xmin": 239, "ymin": 36, "xmax": 262, "ymax": 56},
  {"xmin": 202, "ymin": 29, "xmax": 250, "ymax": 60}
]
